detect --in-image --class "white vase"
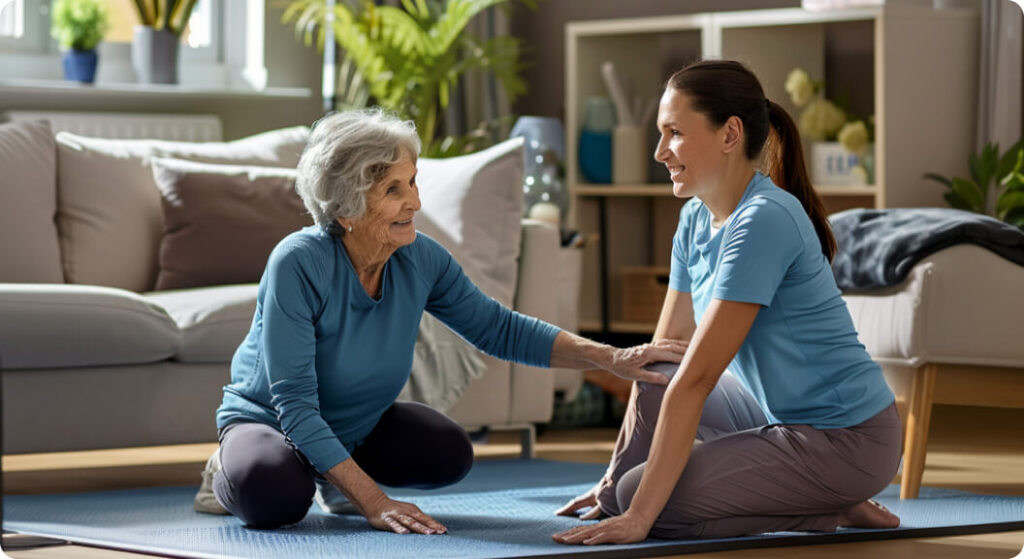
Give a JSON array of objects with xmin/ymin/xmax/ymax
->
[
  {"xmin": 810, "ymin": 142, "xmax": 873, "ymax": 186},
  {"xmin": 612, "ymin": 125, "xmax": 648, "ymax": 184}
]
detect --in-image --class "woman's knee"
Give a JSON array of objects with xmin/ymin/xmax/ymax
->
[
  {"xmin": 415, "ymin": 423, "xmax": 474, "ymax": 488},
  {"xmin": 614, "ymin": 463, "xmax": 645, "ymax": 514},
  {"xmin": 217, "ymin": 429, "xmax": 315, "ymax": 528}
]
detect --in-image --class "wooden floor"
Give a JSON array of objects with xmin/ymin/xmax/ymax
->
[{"xmin": 3, "ymin": 404, "xmax": 1023, "ymax": 558}]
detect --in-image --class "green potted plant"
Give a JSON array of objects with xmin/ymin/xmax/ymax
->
[
  {"xmin": 283, "ymin": 0, "xmax": 533, "ymax": 156},
  {"xmin": 923, "ymin": 139, "xmax": 1024, "ymax": 227},
  {"xmin": 128, "ymin": 0, "xmax": 199, "ymax": 84},
  {"xmin": 51, "ymin": 0, "xmax": 109, "ymax": 84}
]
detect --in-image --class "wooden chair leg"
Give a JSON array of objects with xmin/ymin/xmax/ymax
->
[{"xmin": 901, "ymin": 363, "xmax": 937, "ymax": 499}]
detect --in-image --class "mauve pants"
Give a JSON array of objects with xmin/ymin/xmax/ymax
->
[
  {"xmin": 212, "ymin": 401, "xmax": 474, "ymax": 529},
  {"xmin": 596, "ymin": 363, "xmax": 902, "ymax": 539}
]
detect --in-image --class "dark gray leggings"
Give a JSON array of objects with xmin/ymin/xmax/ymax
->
[
  {"xmin": 212, "ymin": 401, "xmax": 474, "ymax": 529},
  {"xmin": 597, "ymin": 364, "xmax": 902, "ymax": 539}
]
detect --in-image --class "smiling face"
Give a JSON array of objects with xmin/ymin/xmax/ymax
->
[
  {"xmin": 345, "ymin": 151, "xmax": 421, "ymax": 251},
  {"xmin": 654, "ymin": 87, "xmax": 729, "ymax": 199}
]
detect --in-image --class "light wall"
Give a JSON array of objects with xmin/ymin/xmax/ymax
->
[{"xmin": 509, "ymin": 0, "xmax": 800, "ymax": 119}]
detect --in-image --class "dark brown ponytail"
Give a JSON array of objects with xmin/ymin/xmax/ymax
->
[
  {"xmin": 668, "ymin": 60, "xmax": 837, "ymax": 262},
  {"xmin": 764, "ymin": 101, "xmax": 837, "ymax": 262}
]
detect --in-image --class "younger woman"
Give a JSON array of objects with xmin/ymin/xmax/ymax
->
[{"xmin": 553, "ymin": 60, "xmax": 902, "ymax": 544}]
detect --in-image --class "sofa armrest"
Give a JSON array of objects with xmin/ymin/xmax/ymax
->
[{"xmin": 508, "ymin": 219, "xmax": 584, "ymax": 423}]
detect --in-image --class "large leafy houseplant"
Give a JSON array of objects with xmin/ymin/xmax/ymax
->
[
  {"xmin": 923, "ymin": 139, "xmax": 1024, "ymax": 228},
  {"xmin": 283, "ymin": 0, "xmax": 533, "ymax": 156}
]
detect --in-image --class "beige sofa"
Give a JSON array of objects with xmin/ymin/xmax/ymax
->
[
  {"xmin": 0, "ymin": 119, "xmax": 581, "ymax": 456},
  {"xmin": 843, "ymin": 244, "xmax": 1024, "ymax": 498}
]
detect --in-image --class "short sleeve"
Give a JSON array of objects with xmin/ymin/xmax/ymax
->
[
  {"xmin": 669, "ymin": 204, "xmax": 693, "ymax": 293},
  {"xmin": 713, "ymin": 199, "xmax": 802, "ymax": 306}
]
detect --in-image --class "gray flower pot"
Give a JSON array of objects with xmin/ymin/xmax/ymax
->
[{"xmin": 131, "ymin": 26, "xmax": 179, "ymax": 84}]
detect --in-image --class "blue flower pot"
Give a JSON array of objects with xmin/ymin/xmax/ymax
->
[{"xmin": 63, "ymin": 50, "xmax": 98, "ymax": 83}]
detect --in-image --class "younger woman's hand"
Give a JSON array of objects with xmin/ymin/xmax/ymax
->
[
  {"xmin": 552, "ymin": 510, "xmax": 652, "ymax": 545},
  {"xmin": 554, "ymin": 478, "xmax": 608, "ymax": 520}
]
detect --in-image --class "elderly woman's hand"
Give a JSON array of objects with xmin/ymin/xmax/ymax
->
[
  {"xmin": 364, "ymin": 495, "xmax": 447, "ymax": 535},
  {"xmin": 606, "ymin": 339, "xmax": 688, "ymax": 385}
]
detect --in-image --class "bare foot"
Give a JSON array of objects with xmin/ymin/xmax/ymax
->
[{"xmin": 838, "ymin": 499, "xmax": 900, "ymax": 529}]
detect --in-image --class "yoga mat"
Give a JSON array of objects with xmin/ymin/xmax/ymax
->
[{"xmin": 4, "ymin": 459, "xmax": 1024, "ymax": 559}]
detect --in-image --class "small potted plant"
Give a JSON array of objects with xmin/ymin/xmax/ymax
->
[
  {"xmin": 129, "ymin": 0, "xmax": 200, "ymax": 84},
  {"xmin": 51, "ymin": 0, "xmax": 109, "ymax": 84}
]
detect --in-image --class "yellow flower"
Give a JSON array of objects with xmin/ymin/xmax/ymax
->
[
  {"xmin": 799, "ymin": 99, "xmax": 846, "ymax": 141},
  {"xmin": 784, "ymin": 68, "xmax": 814, "ymax": 108},
  {"xmin": 838, "ymin": 121, "xmax": 869, "ymax": 154}
]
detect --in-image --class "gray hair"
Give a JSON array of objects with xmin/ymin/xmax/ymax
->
[{"xmin": 295, "ymin": 108, "xmax": 421, "ymax": 230}]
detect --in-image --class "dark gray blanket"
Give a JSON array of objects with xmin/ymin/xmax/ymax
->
[{"xmin": 829, "ymin": 208, "xmax": 1024, "ymax": 291}]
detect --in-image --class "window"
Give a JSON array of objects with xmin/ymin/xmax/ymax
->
[
  {"xmin": 0, "ymin": 0, "xmax": 217, "ymax": 58},
  {"xmin": 0, "ymin": 0, "xmax": 231, "ymax": 85},
  {"xmin": 101, "ymin": 0, "xmax": 215, "ymax": 52},
  {"xmin": 0, "ymin": 0, "xmax": 23, "ymax": 38}
]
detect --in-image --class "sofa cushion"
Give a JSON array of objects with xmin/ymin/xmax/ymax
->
[
  {"xmin": 144, "ymin": 285, "xmax": 258, "ymax": 363},
  {"xmin": 0, "ymin": 120, "xmax": 64, "ymax": 283},
  {"xmin": 0, "ymin": 284, "xmax": 180, "ymax": 369},
  {"xmin": 54, "ymin": 127, "xmax": 310, "ymax": 292},
  {"xmin": 416, "ymin": 137, "xmax": 524, "ymax": 306},
  {"xmin": 150, "ymin": 158, "xmax": 312, "ymax": 291},
  {"xmin": 149, "ymin": 126, "xmax": 308, "ymax": 167}
]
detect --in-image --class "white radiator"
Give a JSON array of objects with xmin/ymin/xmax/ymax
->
[{"xmin": 4, "ymin": 111, "xmax": 223, "ymax": 142}]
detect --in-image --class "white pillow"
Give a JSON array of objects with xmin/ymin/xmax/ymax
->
[
  {"xmin": 416, "ymin": 137, "xmax": 525, "ymax": 306},
  {"xmin": 55, "ymin": 126, "xmax": 310, "ymax": 292},
  {"xmin": 0, "ymin": 120, "xmax": 64, "ymax": 283}
]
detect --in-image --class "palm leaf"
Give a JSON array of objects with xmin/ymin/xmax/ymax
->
[
  {"xmin": 950, "ymin": 177, "xmax": 986, "ymax": 212},
  {"xmin": 997, "ymin": 138, "xmax": 1024, "ymax": 180},
  {"xmin": 996, "ymin": 190, "xmax": 1024, "ymax": 221},
  {"xmin": 922, "ymin": 172, "xmax": 953, "ymax": 189}
]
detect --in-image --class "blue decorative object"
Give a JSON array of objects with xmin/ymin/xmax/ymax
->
[
  {"xmin": 62, "ymin": 49, "xmax": 98, "ymax": 83},
  {"xmin": 579, "ymin": 130, "xmax": 612, "ymax": 184},
  {"xmin": 510, "ymin": 116, "xmax": 565, "ymax": 161},
  {"xmin": 578, "ymin": 97, "xmax": 616, "ymax": 184},
  {"xmin": 511, "ymin": 116, "xmax": 569, "ymax": 226}
]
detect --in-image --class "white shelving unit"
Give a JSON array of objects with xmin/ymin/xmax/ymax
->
[{"xmin": 565, "ymin": 6, "xmax": 979, "ymax": 335}]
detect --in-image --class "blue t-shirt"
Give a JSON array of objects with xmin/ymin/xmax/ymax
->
[
  {"xmin": 669, "ymin": 172, "xmax": 893, "ymax": 429},
  {"xmin": 217, "ymin": 226, "xmax": 562, "ymax": 473}
]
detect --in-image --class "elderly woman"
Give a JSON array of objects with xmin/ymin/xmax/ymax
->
[{"xmin": 192, "ymin": 108, "xmax": 687, "ymax": 534}]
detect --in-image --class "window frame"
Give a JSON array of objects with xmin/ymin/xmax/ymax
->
[{"xmin": 0, "ymin": 0, "xmax": 230, "ymax": 85}]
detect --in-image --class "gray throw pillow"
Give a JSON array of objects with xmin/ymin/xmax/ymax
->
[
  {"xmin": 0, "ymin": 120, "xmax": 64, "ymax": 283},
  {"xmin": 150, "ymin": 158, "xmax": 313, "ymax": 291}
]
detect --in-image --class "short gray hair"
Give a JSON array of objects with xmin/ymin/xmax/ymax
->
[{"xmin": 295, "ymin": 108, "xmax": 421, "ymax": 229}]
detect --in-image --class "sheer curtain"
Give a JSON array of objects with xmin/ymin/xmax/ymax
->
[{"xmin": 976, "ymin": 0, "xmax": 1023, "ymax": 211}]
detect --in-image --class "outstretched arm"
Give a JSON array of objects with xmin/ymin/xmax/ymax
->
[{"xmin": 553, "ymin": 298, "xmax": 760, "ymax": 545}]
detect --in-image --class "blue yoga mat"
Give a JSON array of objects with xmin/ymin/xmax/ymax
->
[{"xmin": 5, "ymin": 459, "xmax": 1024, "ymax": 559}]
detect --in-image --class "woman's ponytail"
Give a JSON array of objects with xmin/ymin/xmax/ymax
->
[{"xmin": 765, "ymin": 101, "xmax": 837, "ymax": 262}]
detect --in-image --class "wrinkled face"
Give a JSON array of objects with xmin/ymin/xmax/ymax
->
[
  {"xmin": 350, "ymin": 151, "xmax": 421, "ymax": 250},
  {"xmin": 654, "ymin": 87, "xmax": 727, "ymax": 198}
]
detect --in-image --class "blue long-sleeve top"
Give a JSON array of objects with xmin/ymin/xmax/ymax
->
[{"xmin": 216, "ymin": 226, "xmax": 562, "ymax": 474}]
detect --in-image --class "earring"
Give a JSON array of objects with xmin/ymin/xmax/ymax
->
[{"xmin": 347, "ymin": 224, "xmax": 353, "ymax": 233}]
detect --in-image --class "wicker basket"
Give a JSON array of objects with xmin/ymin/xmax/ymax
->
[{"xmin": 621, "ymin": 266, "xmax": 671, "ymax": 323}]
